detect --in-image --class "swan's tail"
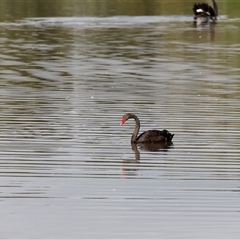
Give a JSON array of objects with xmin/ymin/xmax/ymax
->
[{"xmin": 162, "ymin": 129, "xmax": 174, "ymax": 141}]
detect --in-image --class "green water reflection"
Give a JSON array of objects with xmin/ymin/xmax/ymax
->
[{"xmin": 0, "ymin": 0, "xmax": 239, "ymax": 21}]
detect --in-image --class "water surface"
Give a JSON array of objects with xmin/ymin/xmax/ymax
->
[{"xmin": 0, "ymin": 10, "xmax": 240, "ymax": 239}]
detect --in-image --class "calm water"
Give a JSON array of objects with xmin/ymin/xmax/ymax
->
[{"xmin": 0, "ymin": 1, "xmax": 240, "ymax": 239}]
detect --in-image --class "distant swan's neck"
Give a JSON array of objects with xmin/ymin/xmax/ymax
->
[{"xmin": 212, "ymin": 0, "xmax": 218, "ymax": 16}]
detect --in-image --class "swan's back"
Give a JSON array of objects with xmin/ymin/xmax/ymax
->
[{"xmin": 136, "ymin": 129, "xmax": 174, "ymax": 143}]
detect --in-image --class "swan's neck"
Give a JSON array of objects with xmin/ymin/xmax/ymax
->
[
  {"xmin": 130, "ymin": 114, "xmax": 140, "ymax": 142},
  {"xmin": 212, "ymin": 0, "xmax": 218, "ymax": 16}
]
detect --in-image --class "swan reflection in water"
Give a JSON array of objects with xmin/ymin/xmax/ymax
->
[
  {"xmin": 131, "ymin": 141, "xmax": 173, "ymax": 161},
  {"xmin": 121, "ymin": 141, "xmax": 173, "ymax": 176}
]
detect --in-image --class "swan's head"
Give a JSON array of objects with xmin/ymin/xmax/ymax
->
[{"xmin": 120, "ymin": 113, "xmax": 133, "ymax": 126}]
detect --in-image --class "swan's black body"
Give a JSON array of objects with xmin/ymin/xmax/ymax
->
[
  {"xmin": 136, "ymin": 129, "xmax": 174, "ymax": 143},
  {"xmin": 193, "ymin": 0, "xmax": 218, "ymax": 24}
]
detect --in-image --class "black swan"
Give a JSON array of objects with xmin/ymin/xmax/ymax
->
[
  {"xmin": 120, "ymin": 113, "xmax": 174, "ymax": 143},
  {"xmin": 193, "ymin": 0, "xmax": 218, "ymax": 24}
]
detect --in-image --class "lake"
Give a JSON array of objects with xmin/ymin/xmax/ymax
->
[{"xmin": 0, "ymin": 0, "xmax": 240, "ymax": 238}]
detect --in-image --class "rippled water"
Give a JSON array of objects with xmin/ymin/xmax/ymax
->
[{"xmin": 0, "ymin": 16, "xmax": 240, "ymax": 238}]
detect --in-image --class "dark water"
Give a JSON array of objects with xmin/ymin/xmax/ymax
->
[{"xmin": 0, "ymin": 3, "xmax": 240, "ymax": 239}]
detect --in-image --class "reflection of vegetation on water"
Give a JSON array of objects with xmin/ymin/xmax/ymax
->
[{"xmin": 0, "ymin": 0, "xmax": 238, "ymax": 21}]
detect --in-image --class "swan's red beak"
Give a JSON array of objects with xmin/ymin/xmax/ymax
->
[{"xmin": 120, "ymin": 118, "xmax": 126, "ymax": 126}]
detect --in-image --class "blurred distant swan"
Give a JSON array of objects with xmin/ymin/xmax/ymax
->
[{"xmin": 193, "ymin": 0, "xmax": 218, "ymax": 24}]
